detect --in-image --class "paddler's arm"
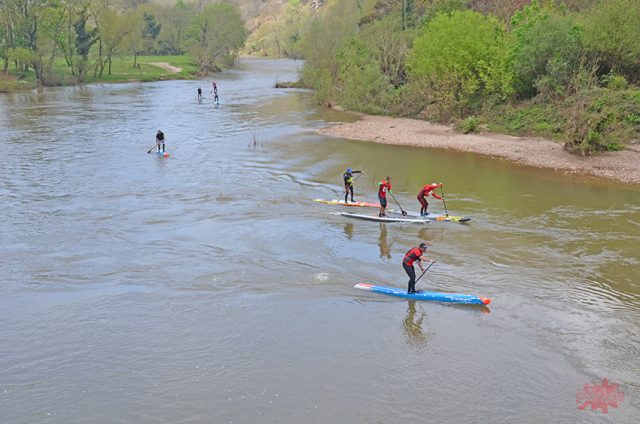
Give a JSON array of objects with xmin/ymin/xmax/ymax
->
[{"xmin": 431, "ymin": 183, "xmax": 443, "ymax": 199}]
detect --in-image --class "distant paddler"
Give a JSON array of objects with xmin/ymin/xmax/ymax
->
[
  {"xmin": 417, "ymin": 182, "xmax": 443, "ymax": 216},
  {"xmin": 377, "ymin": 176, "xmax": 392, "ymax": 217},
  {"xmin": 402, "ymin": 242, "xmax": 436, "ymax": 294},
  {"xmin": 156, "ymin": 130, "xmax": 165, "ymax": 153},
  {"xmin": 342, "ymin": 168, "xmax": 362, "ymax": 204}
]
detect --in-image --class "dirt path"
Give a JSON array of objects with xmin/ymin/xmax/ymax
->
[
  {"xmin": 319, "ymin": 114, "xmax": 640, "ymax": 185},
  {"xmin": 146, "ymin": 62, "xmax": 183, "ymax": 73}
]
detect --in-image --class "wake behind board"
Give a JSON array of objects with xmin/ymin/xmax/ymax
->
[
  {"xmin": 314, "ymin": 199, "xmax": 380, "ymax": 208},
  {"xmin": 355, "ymin": 283, "xmax": 490, "ymax": 305},
  {"xmin": 341, "ymin": 212, "xmax": 430, "ymax": 224},
  {"xmin": 388, "ymin": 209, "xmax": 470, "ymax": 223}
]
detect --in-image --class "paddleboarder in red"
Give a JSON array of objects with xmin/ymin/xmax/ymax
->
[
  {"xmin": 417, "ymin": 182, "xmax": 443, "ymax": 216},
  {"xmin": 378, "ymin": 176, "xmax": 392, "ymax": 217},
  {"xmin": 403, "ymin": 242, "xmax": 435, "ymax": 294}
]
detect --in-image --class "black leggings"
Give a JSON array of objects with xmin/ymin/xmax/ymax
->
[
  {"xmin": 403, "ymin": 262, "xmax": 416, "ymax": 293},
  {"xmin": 344, "ymin": 185, "xmax": 353, "ymax": 202}
]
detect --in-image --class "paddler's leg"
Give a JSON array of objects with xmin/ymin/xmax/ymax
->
[
  {"xmin": 349, "ymin": 185, "xmax": 354, "ymax": 202},
  {"xmin": 344, "ymin": 184, "xmax": 349, "ymax": 204},
  {"xmin": 378, "ymin": 195, "xmax": 387, "ymax": 217},
  {"xmin": 162, "ymin": 143, "xmax": 165, "ymax": 153},
  {"xmin": 403, "ymin": 263, "xmax": 416, "ymax": 294},
  {"xmin": 418, "ymin": 195, "xmax": 427, "ymax": 215}
]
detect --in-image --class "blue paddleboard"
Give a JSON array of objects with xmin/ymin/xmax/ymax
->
[{"xmin": 355, "ymin": 283, "xmax": 490, "ymax": 305}]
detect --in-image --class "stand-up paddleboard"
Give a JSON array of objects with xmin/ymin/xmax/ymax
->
[
  {"xmin": 355, "ymin": 283, "xmax": 490, "ymax": 305},
  {"xmin": 314, "ymin": 199, "xmax": 380, "ymax": 208},
  {"xmin": 156, "ymin": 151, "xmax": 169, "ymax": 158},
  {"xmin": 388, "ymin": 209, "xmax": 470, "ymax": 223},
  {"xmin": 340, "ymin": 212, "xmax": 430, "ymax": 224}
]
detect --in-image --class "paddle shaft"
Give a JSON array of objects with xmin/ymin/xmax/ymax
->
[
  {"xmin": 415, "ymin": 260, "xmax": 435, "ymax": 284},
  {"xmin": 147, "ymin": 145, "xmax": 155, "ymax": 153},
  {"xmin": 440, "ymin": 186, "xmax": 448, "ymax": 216},
  {"xmin": 389, "ymin": 191, "xmax": 407, "ymax": 216}
]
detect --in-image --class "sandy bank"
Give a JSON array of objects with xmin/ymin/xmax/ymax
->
[{"xmin": 319, "ymin": 114, "xmax": 640, "ymax": 185}]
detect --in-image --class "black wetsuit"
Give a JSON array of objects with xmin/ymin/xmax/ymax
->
[
  {"xmin": 156, "ymin": 131, "xmax": 165, "ymax": 152},
  {"xmin": 343, "ymin": 170, "xmax": 361, "ymax": 203}
]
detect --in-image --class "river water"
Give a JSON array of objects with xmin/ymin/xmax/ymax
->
[{"xmin": 1, "ymin": 58, "xmax": 638, "ymax": 423}]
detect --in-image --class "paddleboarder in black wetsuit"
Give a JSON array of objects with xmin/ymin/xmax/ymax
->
[
  {"xmin": 156, "ymin": 130, "xmax": 165, "ymax": 153},
  {"xmin": 402, "ymin": 242, "xmax": 435, "ymax": 294},
  {"xmin": 343, "ymin": 168, "xmax": 362, "ymax": 203},
  {"xmin": 197, "ymin": 87, "xmax": 203, "ymax": 100},
  {"xmin": 212, "ymin": 81, "xmax": 219, "ymax": 103}
]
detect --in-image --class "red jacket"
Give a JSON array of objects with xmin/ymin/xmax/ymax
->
[
  {"xmin": 378, "ymin": 181, "xmax": 392, "ymax": 198},
  {"xmin": 418, "ymin": 183, "xmax": 443, "ymax": 199},
  {"xmin": 403, "ymin": 247, "xmax": 423, "ymax": 266}
]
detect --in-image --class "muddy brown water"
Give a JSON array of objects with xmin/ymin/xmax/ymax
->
[{"xmin": 1, "ymin": 57, "xmax": 638, "ymax": 423}]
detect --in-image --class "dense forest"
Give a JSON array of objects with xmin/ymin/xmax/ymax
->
[{"xmin": 248, "ymin": 0, "xmax": 640, "ymax": 154}]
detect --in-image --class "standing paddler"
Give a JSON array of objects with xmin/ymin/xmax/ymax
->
[
  {"xmin": 378, "ymin": 176, "xmax": 392, "ymax": 217},
  {"xmin": 402, "ymin": 242, "xmax": 436, "ymax": 294},
  {"xmin": 343, "ymin": 168, "xmax": 362, "ymax": 203},
  {"xmin": 417, "ymin": 182, "xmax": 443, "ymax": 216},
  {"xmin": 155, "ymin": 130, "xmax": 165, "ymax": 153}
]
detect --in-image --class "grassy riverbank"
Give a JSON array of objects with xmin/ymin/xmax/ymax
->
[{"xmin": 0, "ymin": 55, "xmax": 198, "ymax": 93}]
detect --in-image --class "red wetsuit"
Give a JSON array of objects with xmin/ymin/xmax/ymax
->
[{"xmin": 417, "ymin": 183, "xmax": 442, "ymax": 214}]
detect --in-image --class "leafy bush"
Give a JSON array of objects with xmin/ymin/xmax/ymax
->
[
  {"xmin": 582, "ymin": 0, "xmax": 640, "ymax": 82},
  {"xmin": 564, "ymin": 87, "xmax": 640, "ymax": 154},
  {"xmin": 458, "ymin": 116, "xmax": 480, "ymax": 134},
  {"xmin": 601, "ymin": 73, "xmax": 629, "ymax": 90},
  {"xmin": 408, "ymin": 10, "xmax": 513, "ymax": 120},
  {"xmin": 510, "ymin": 3, "xmax": 584, "ymax": 98},
  {"xmin": 482, "ymin": 101, "xmax": 565, "ymax": 137},
  {"xmin": 335, "ymin": 38, "xmax": 388, "ymax": 114}
]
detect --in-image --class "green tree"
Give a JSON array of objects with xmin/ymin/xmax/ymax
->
[
  {"xmin": 510, "ymin": 1, "xmax": 584, "ymax": 98},
  {"xmin": 73, "ymin": 6, "xmax": 99, "ymax": 80},
  {"xmin": 408, "ymin": 10, "xmax": 513, "ymax": 119},
  {"xmin": 186, "ymin": 2, "xmax": 246, "ymax": 73},
  {"xmin": 300, "ymin": 0, "xmax": 361, "ymax": 102},
  {"xmin": 582, "ymin": 0, "xmax": 640, "ymax": 82},
  {"xmin": 335, "ymin": 37, "xmax": 388, "ymax": 113}
]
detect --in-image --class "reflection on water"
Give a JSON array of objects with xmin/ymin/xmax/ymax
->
[
  {"xmin": 343, "ymin": 222, "xmax": 354, "ymax": 239},
  {"xmin": 403, "ymin": 301, "xmax": 428, "ymax": 346},
  {"xmin": 378, "ymin": 223, "xmax": 392, "ymax": 260}
]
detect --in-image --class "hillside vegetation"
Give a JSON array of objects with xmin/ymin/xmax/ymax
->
[{"xmin": 249, "ymin": 0, "xmax": 640, "ymax": 155}]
